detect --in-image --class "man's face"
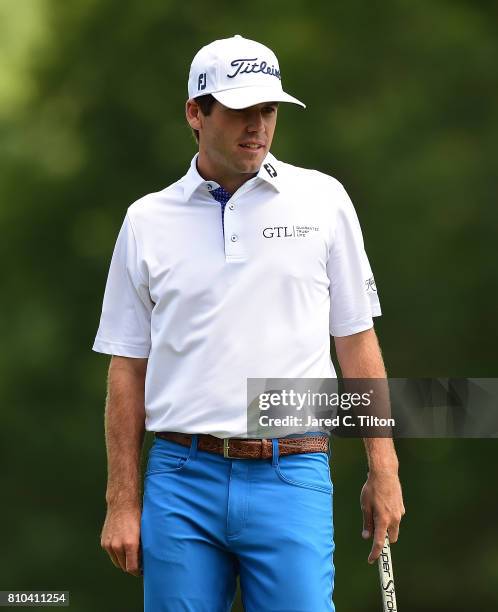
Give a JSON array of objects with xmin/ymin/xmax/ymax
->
[{"xmin": 196, "ymin": 101, "xmax": 278, "ymax": 178}]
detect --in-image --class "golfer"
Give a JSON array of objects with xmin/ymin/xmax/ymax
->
[{"xmin": 93, "ymin": 34, "xmax": 405, "ymax": 611}]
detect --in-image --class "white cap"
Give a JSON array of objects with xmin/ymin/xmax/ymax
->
[{"xmin": 187, "ymin": 35, "xmax": 306, "ymax": 110}]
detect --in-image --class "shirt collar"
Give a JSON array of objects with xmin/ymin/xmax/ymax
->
[{"xmin": 182, "ymin": 151, "xmax": 282, "ymax": 202}]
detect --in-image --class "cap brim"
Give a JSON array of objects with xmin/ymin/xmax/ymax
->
[{"xmin": 212, "ymin": 86, "xmax": 306, "ymax": 110}]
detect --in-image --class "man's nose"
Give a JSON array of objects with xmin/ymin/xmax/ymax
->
[{"xmin": 246, "ymin": 112, "xmax": 265, "ymax": 132}]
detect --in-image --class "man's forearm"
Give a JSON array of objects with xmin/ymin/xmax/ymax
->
[
  {"xmin": 363, "ymin": 438, "xmax": 398, "ymax": 474},
  {"xmin": 104, "ymin": 356, "xmax": 147, "ymax": 509},
  {"xmin": 335, "ymin": 328, "xmax": 405, "ymax": 561},
  {"xmin": 334, "ymin": 328, "xmax": 398, "ymax": 470}
]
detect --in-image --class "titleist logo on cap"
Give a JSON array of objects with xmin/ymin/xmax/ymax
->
[{"xmin": 227, "ymin": 57, "xmax": 281, "ymax": 80}]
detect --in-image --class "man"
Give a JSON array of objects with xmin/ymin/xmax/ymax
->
[{"xmin": 93, "ymin": 34, "xmax": 405, "ymax": 612}]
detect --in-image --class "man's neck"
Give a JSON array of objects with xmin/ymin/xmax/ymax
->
[{"xmin": 196, "ymin": 155, "xmax": 257, "ymax": 195}]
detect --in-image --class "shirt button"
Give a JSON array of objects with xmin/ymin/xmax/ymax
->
[
  {"xmin": 230, "ymin": 234, "xmax": 238, "ymax": 242},
  {"xmin": 228, "ymin": 204, "xmax": 235, "ymax": 211},
  {"xmin": 207, "ymin": 183, "xmax": 213, "ymax": 190}
]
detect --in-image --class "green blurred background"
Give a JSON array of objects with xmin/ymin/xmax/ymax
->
[{"xmin": 1, "ymin": 0, "xmax": 497, "ymax": 610}]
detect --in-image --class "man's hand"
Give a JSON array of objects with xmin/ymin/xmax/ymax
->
[
  {"xmin": 360, "ymin": 469, "xmax": 405, "ymax": 564},
  {"xmin": 101, "ymin": 505, "xmax": 142, "ymax": 577}
]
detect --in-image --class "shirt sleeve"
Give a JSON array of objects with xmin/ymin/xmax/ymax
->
[
  {"xmin": 92, "ymin": 213, "xmax": 153, "ymax": 357},
  {"xmin": 327, "ymin": 184, "xmax": 381, "ymax": 337}
]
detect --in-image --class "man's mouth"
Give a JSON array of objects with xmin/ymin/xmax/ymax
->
[{"xmin": 239, "ymin": 143, "xmax": 265, "ymax": 150}]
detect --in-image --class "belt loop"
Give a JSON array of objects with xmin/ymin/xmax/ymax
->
[
  {"xmin": 271, "ymin": 438, "xmax": 279, "ymax": 467},
  {"xmin": 188, "ymin": 434, "xmax": 198, "ymax": 460}
]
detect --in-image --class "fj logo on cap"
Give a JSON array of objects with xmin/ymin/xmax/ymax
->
[
  {"xmin": 198, "ymin": 73, "xmax": 207, "ymax": 91},
  {"xmin": 227, "ymin": 58, "xmax": 281, "ymax": 80}
]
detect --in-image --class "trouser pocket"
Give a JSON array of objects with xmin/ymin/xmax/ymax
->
[{"xmin": 274, "ymin": 451, "xmax": 333, "ymax": 494}]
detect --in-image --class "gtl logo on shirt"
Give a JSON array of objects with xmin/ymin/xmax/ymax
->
[{"xmin": 263, "ymin": 225, "xmax": 320, "ymax": 238}]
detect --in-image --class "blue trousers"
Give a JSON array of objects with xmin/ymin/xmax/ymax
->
[{"xmin": 141, "ymin": 436, "xmax": 335, "ymax": 612}]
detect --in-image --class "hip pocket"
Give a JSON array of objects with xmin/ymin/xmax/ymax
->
[
  {"xmin": 274, "ymin": 452, "xmax": 332, "ymax": 494},
  {"xmin": 145, "ymin": 439, "xmax": 191, "ymax": 476}
]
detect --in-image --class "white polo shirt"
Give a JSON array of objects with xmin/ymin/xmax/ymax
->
[{"xmin": 92, "ymin": 152, "xmax": 381, "ymax": 437}]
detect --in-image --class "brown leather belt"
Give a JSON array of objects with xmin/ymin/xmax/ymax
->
[{"xmin": 154, "ymin": 432, "xmax": 329, "ymax": 459}]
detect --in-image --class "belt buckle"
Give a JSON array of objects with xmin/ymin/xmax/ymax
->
[
  {"xmin": 223, "ymin": 438, "xmax": 267, "ymax": 459},
  {"xmin": 223, "ymin": 438, "xmax": 232, "ymax": 459}
]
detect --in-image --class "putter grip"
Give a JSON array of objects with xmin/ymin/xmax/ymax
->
[{"xmin": 378, "ymin": 533, "xmax": 397, "ymax": 611}]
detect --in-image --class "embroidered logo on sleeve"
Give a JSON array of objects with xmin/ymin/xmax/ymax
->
[{"xmin": 365, "ymin": 276, "xmax": 377, "ymax": 293}]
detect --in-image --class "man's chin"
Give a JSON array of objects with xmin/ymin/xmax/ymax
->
[
  {"xmin": 236, "ymin": 159, "xmax": 263, "ymax": 175},
  {"xmin": 233, "ymin": 148, "xmax": 267, "ymax": 172}
]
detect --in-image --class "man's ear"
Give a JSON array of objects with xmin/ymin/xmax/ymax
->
[{"xmin": 186, "ymin": 100, "xmax": 202, "ymax": 131}]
